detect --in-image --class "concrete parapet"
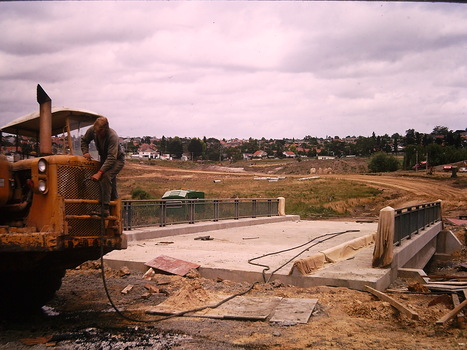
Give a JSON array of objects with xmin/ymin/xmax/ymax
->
[
  {"xmin": 391, "ymin": 222, "xmax": 443, "ymax": 270},
  {"xmin": 123, "ymin": 215, "xmax": 301, "ymax": 242}
]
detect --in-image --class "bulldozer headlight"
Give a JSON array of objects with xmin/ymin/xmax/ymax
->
[
  {"xmin": 38, "ymin": 158, "xmax": 47, "ymax": 173},
  {"xmin": 38, "ymin": 179, "xmax": 47, "ymax": 193}
]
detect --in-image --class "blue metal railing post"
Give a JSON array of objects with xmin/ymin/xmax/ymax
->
[
  {"xmin": 189, "ymin": 200, "xmax": 195, "ymax": 224},
  {"xmin": 214, "ymin": 200, "xmax": 219, "ymax": 222},
  {"xmin": 160, "ymin": 201, "xmax": 167, "ymax": 227},
  {"xmin": 123, "ymin": 201, "xmax": 132, "ymax": 231}
]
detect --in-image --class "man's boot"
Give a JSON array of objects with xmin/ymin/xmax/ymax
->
[
  {"xmin": 91, "ymin": 204, "xmax": 110, "ymax": 217},
  {"xmin": 102, "ymin": 204, "xmax": 110, "ymax": 217}
]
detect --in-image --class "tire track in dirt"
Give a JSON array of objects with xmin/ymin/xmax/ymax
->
[
  {"xmin": 329, "ymin": 175, "xmax": 464, "ymax": 200},
  {"xmin": 327, "ymin": 174, "xmax": 466, "ymax": 215},
  {"xmin": 120, "ymin": 163, "xmax": 263, "ymax": 179}
]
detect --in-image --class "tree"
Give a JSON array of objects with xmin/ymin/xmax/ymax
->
[
  {"xmin": 405, "ymin": 129, "xmax": 416, "ymax": 146},
  {"xmin": 368, "ymin": 152, "xmax": 399, "ymax": 173},
  {"xmin": 125, "ymin": 141, "xmax": 138, "ymax": 154},
  {"xmin": 354, "ymin": 136, "xmax": 375, "ymax": 156},
  {"xmin": 392, "ymin": 133, "xmax": 400, "ymax": 154},
  {"xmin": 327, "ymin": 140, "xmax": 345, "ymax": 157},
  {"xmin": 159, "ymin": 136, "xmax": 167, "ymax": 153},
  {"xmin": 240, "ymin": 138, "xmax": 259, "ymax": 154},
  {"xmin": 188, "ymin": 138, "xmax": 205, "ymax": 160},
  {"xmin": 432, "ymin": 126, "xmax": 449, "ymax": 136},
  {"xmin": 167, "ymin": 137, "xmax": 183, "ymax": 158},
  {"xmin": 403, "ymin": 144, "xmax": 423, "ymax": 170},
  {"xmin": 224, "ymin": 146, "xmax": 243, "ymax": 162}
]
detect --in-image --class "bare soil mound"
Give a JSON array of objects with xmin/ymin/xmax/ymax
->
[{"xmin": 242, "ymin": 157, "xmax": 369, "ymax": 175}]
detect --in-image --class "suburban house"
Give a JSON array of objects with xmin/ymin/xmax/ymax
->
[
  {"xmin": 135, "ymin": 143, "xmax": 159, "ymax": 159},
  {"xmin": 252, "ymin": 150, "xmax": 268, "ymax": 159},
  {"xmin": 283, "ymin": 151, "xmax": 296, "ymax": 158}
]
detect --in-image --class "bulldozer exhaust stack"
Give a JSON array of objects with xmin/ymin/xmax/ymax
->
[{"xmin": 37, "ymin": 84, "xmax": 52, "ymax": 155}]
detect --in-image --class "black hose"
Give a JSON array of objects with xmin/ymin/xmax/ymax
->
[
  {"xmin": 248, "ymin": 230, "xmax": 360, "ymax": 283},
  {"xmin": 92, "ymin": 179, "xmax": 258, "ymax": 323}
]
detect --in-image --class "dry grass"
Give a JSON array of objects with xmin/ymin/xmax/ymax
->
[{"xmin": 118, "ymin": 161, "xmax": 383, "ymax": 218}]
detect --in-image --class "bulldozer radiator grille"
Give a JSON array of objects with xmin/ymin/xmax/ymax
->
[
  {"xmin": 65, "ymin": 202, "xmax": 101, "ymax": 215},
  {"xmin": 58, "ymin": 165, "xmax": 103, "ymax": 237},
  {"xmin": 57, "ymin": 165, "xmax": 100, "ymax": 200},
  {"xmin": 67, "ymin": 218, "xmax": 102, "ymax": 237}
]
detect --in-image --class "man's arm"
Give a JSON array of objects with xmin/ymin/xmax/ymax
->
[
  {"xmin": 99, "ymin": 129, "xmax": 119, "ymax": 173},
  {"xmin": 81, "ymin": 127, "xmax": 94, "ymax": 160}
]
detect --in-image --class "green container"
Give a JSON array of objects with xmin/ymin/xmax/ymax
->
[
  {"xmin": 162, "ymin": 190, "xmax": 205, "ymax": 200},
  {"xmin": 162, "ymin": 190, "xmax": 205, "ymax": 221}
]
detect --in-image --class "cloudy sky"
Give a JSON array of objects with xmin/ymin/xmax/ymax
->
[{"xmin": 0, "ymin": 1, "xmax": 466, "ymax": 140}]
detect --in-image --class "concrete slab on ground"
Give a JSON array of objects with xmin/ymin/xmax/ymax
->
[
  {"xmin": 146, "ymin": 295, "xmax": 318, "ymax": 324},
  {"xmin": 104, "ymin": 216, "xmax": 391, "ymax": 291}
]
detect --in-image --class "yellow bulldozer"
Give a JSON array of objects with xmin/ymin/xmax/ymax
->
[{"xmin": 0, "ymin": 85, "xmax": 125, "ymax": 311}]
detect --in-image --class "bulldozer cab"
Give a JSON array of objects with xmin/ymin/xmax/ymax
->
[{"xmin": 1, "ymin": 106, "xmax": 101, "ymax": 158}]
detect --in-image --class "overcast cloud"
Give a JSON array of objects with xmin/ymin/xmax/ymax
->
[{"xmin": 0, "ymin": 1, "xmax": 466, "ymax": 139}]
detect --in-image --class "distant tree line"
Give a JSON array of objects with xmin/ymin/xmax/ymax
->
[
  {"xmin": 122, "ymin": 125, "xmax": 465, "ymax": 166},
  {"xmin": 2, "ymin": 125, "xmax": 465, "ymax": 171}
]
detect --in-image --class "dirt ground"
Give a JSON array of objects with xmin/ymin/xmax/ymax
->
[
  {"xmin": 1, "ymin": 227, "xmax": 467, "ymax": 350},
  {"xmin": 1, "ymin": 160, "xmax": 466, "ymax": 349}
]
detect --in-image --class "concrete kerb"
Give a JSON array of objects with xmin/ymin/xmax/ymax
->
[{"xmin": 123, "ymin": 215, "xmax": 301, "ymax": 242}]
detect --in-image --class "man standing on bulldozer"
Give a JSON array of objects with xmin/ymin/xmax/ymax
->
[{"xmin": 81, "ymin": 116, "xmax": 125, "ymax": 216}]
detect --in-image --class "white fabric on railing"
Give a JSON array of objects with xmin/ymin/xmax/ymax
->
[{"xmin": 372, "ymin": 206, "xmax": 395, "ymax": 268}]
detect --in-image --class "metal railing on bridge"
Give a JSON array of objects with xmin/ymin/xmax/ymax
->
[
  {"xmin": 122, "ymin": 198, "xmax": 280, "ymax": 230},
  {"xmin": 394, "ymin": 201, "xmax": 442, "ymax": 245}
]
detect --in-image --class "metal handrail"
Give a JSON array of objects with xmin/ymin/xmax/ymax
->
[
  {"xmin": 122, "ymin": 198, "xmax": 280, "ymax": 230},
  {"xmin": 394, "ymin": 201, "xmax": 441, "ymax": 245}
]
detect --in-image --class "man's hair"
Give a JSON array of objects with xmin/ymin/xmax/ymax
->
[{"xmin": 94, "ymin": 116, "xmax": 109, "ymax": 130}]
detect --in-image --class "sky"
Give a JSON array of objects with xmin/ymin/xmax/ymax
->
[{"xmin": 0, "ymin": 1, "xmax": 466, "ymax": 140}]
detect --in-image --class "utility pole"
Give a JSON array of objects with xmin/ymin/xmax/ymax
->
[
  {"xmin": 426, "ymin": 153, "xmax": 429, "ymax": 173},
  {"xmin": 415, "ymin": 150, "xmax": 418, "ymax": 172}
]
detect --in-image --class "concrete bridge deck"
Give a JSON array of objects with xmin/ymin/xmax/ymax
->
[
  {"xmin": 104, "ymin": 215, "xmax": 448, "ymax": 291},
  {"xmin": 105, "ymin": 216, "xmax": 386, "ymax": 290}
]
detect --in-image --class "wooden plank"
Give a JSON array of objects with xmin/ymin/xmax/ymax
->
[
  {"xmin": 426, "ymin": 284, "xmax": 466, "ymax": 292},
  {"xmin": 145, "ymin": 255, "xmax": 200, "ymax": 276},
  {"xmin": 203, "ymin": 296, "xmax": 282, "ymax": 320},
  {"xmin": 428, "ymin": 275, "xmax": 467, "ymax": 281},
  {"xmin": 427, "ymin": 281, "xmax": 467, "ymax": 286},
  {"xmin": 451, "ymin": 293, "xmax": 465, "ymax": 326},
  {"xmin": 147, "ymin": 296, "xmax": 281, "ymax": 320},
  {"xmin": 365, "ymin": 285, "xmax": 419, "ymax": 320},
  {"xmin": 269, "ymin": 298, "xmax": 318, "ymax": 324},
  {"xmin": 436, "ymin": 298, "xmax": 467, "ymax": 325},
  {"xmin": 147, "ymin": 296, "xmax": 317, "ymax": 323}
]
